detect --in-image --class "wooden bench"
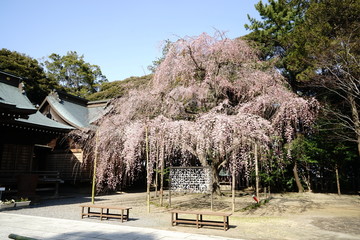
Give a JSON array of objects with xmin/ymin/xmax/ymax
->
[
  {"xmin": 170, "ymin": 210, "xmax": 232, "ymax": 231},
  {"xmin": 80, "ymin": 204, "xmax": 131, "ymax": 222}
]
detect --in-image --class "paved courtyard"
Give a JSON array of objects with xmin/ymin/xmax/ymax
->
[{"xmin": 0, "ymin": 213, "xmax": 239, "ymax": 240}]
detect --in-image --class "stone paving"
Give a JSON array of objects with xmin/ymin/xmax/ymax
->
[{"xmin": 0, "ymin": 213, "xmax": 241, "ymax": 240}]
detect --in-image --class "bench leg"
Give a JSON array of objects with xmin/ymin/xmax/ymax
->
[
  {"xmin": 196, "ymin": 214, "xmax": 199, "ymax": 229},
  {"xmin": 81, "ymin": 207, "xmax": 84, "ymax": 219},
  {"xmin": 224, "ymin": 216, "xmax": 226, "ymax": 231},
  {"xmin": 121, "ymin": 209, "xmax": 124, "ymax": 223},
  {"xmin": 126, "ymin": 209, "xmax": 130, "ymax": 221},
  {"xmin": 171, "ymin": 213, "xmax": 178, "ymax": 226},
  {"xmin": 54, "ymin": 183, "xmax": 59, "ymax": 197},
  {"xmin": 224, "ymin": 216, "xmax": 229, "ymax": 231}
]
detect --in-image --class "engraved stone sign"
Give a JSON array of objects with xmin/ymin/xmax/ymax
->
[{"xmin": 169, "ymin": 167, "xmax": 212, "ymax": 194}]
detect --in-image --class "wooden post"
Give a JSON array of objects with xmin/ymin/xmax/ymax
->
[
  {"xmin": 335, "ymin": 164, "xmax": 341, "ymax": 195},
  {"xmin": 155, "ymin": 141, "xmax": 159, "ymax": 198},
  {"xmin": 91, "ymin": 129, "xmax": 99, "ymax": 204},
  {"xmin": 210, "ymin": 165, "xmax": 214, "ymax": 211},
  {"xmin": 254, "ymin": 143, "xmax": 259, "ymax": 199},
  {"xmin": 146, "ymin": 125, "xmax": 150, "ymax": 213},
  {"xmin": 169, "ymin": 171, "xmax": 172, "ymax": 208},
  {"xmin": 160, "ymin": 146, "xmax": 164, "ymax": 206},
  {"xmin": 232, "ymin": 162, "xmax": 236, "ymax": 213}
]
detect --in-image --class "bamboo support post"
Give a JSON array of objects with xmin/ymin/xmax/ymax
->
[{"xmin": 91, "ymin": 129, "xmax": 99, "ymax": 204}]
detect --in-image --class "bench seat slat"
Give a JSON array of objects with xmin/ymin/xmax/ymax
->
[
  {"xmin": 170, "ymin": 210, "xmax": 231, "ymax": 216},
  {"xmin": 80, "ymin": 204, "xmax": 131, "ymax": 210},
  {"xmin": 81, "ymin": 213, "xmax": 129, "ymax": 219}
]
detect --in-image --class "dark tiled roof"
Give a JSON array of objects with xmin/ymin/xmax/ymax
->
[
  {"xmin": 40, "ymin": 91, "xmax": 108, "ymax": 129},
  {"xmin": 0, "ymin": 71, "xmax": 73, "ymax": 132},
  {"xmin": 0, "ymin": 71, "xmax": 37, "ymax": 117}
]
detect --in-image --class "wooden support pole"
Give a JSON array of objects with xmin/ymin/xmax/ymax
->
[
  {"xmin": 155, "ymin": 141, "xmax": 159, "ymax": 198},
  {"xmin": 232, "ymin": 162, "xmax": 236, "ymax": 213},
  {"xmin": 254, "ymin": 143, "xmax": 259, "ymax": 199},
  {"xmin": 91, "ymin": 129, "xmax": 99, "ymax": 204},
  {"xmin": 146, "ymin": 125, "xmax": 150, "ymax": 213},
  {"xmin": 169, "ymin": 174, "xmax": 172, "ymax": 208},
  {"xmin": 160, "ymin": 146, "xmax": 164, "ymax": 206},
  {"xmin": 335, "ymin": 164, "xmax": 341, "ymax": 195}
]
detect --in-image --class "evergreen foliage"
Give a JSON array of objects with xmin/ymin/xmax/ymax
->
[
  {"xmin": 0, "ymin": 48, "xmax": 61, "ymax": 104},
  {"xmin": 86, "ymin": 75, "xmax": 152, "ymax": 101},
  {"xmin": 246, "ymin": 0, "xmax": 360, "ymax": 192},
  {"xmin": 44, "ymin": 51, "xmax": 107, "ymax": 98},
  {"xmin": 244, "ymin": 0, "xmax": 310, "ymax": 89}
]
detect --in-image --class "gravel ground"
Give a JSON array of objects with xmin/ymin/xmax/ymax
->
[{"xmin": 1, "ymin": 189, "xmax": 360, "ymax": 240}]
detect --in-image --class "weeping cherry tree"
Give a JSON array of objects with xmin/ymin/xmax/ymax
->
[{"xmin": 70, "ymin": 32, "xmax": 319, "ymax": 194}]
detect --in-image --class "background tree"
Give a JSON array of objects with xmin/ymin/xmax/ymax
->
[
  {"xmin": 246, "ymin": 0, "xmax": 360, "ymax": 191},
  {"xmin": 291, "ymin": 0, "xmax": 360, "ymax": 156},
  {"xmin": 0, "ymin": 48, "xmax": 60, "ymax": 104},
  {"xmin": 147, "ymin": 39, "xmax": 172, "ymax": 73},
  {"xmin": 244, "ymin": 0, "xmax": 310, "ymax": 89},
  {"xmin": 44, "ymin": 51, "xmax": 107, "ymax": 98},
  {"xmin": 86, "ymin": 75, "xmax": 151, "ymax": 101}
]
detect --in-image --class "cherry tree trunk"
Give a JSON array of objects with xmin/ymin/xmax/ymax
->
[
  {"xmin": 293, "ymin": 161, "xmax": 304, "ymax": 193},
  {"xmin": 211, "ymin": 164, "xmax": 222, "ymax": 195}
]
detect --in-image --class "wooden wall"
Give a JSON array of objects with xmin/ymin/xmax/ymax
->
[
  {"xmin": 0, "ymin": 144, "xmax": 33, "ymax": 171},
  {"xmin": 46, "ymin": 150, "xmax": 90, "ymax": 182}
]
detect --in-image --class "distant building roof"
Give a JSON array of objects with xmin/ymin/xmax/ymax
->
[
  {"xmin": 0, "ymin": 71, "xmax": 73, "ymax": 132},
  {"xmin": 39, "ymin": 90, "xmax": 109, "ymax": 129}
]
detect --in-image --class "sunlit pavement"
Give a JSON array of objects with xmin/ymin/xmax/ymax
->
[{"xmin": 0, "ymin": 213, "xmax": 241, "ymax": 240}]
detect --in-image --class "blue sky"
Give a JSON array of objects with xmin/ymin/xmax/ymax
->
[{"xmin": 0, "ymin": 0, "xmax": 261, "ymax": 82}]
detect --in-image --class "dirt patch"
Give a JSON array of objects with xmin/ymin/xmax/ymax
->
[
  {"xmin": 5, "ymin": 191, "xmax": 360, "ymax": 240},
  {"xmin": 312, "ymin": 217, "xmax": 360, "ymax": 235}
]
